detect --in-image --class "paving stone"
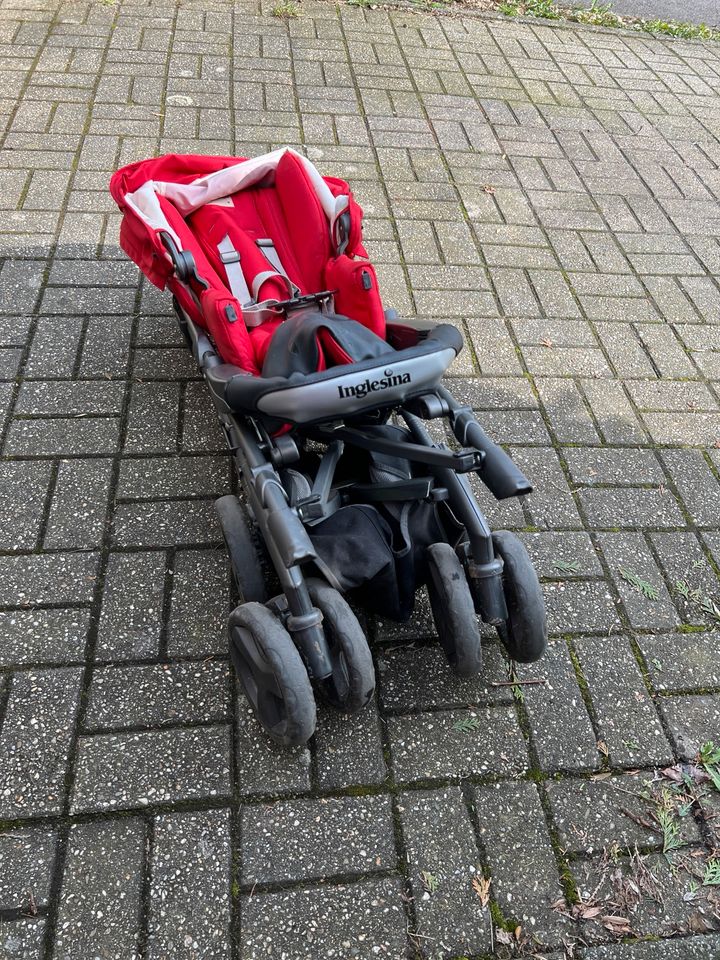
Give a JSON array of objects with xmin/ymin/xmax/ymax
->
[
  {"xmin": 240, "ymin": 878, "xmax": 406, "ymax": 960},
  {"xmin": 167, "ymin": 548, "xmax": 230, "ymax": 657},
  {"xmin": 0, "ymin": 609, "xmax": 89, "ymax": 668},
  {"xmin": 400, "ymin": 786, "xmax": 491, "ymax": 956},
  {"xmin": 124, "ymin": 382, "xmax": 181, "ymax": 454},
  {"xmin": 574, "ymin": 635, "xmax": 673, "ymax": 768},
  {"xmin": 0, "ymin": 667, "xmax": 83, "ymax": 818},
  {"xmin": 565, "ymin": 447, "xmax": 664, "ymax": 487},
  {"xmin": 637, "ymin": 632, "xmax": 720, "ymax": 693},
  {"xmin": 579, "ymin": 487, "xmax": 685, "ymax": 529},
  {"xmin": 388, "ymin": 705, "xmax": 528, "ymax": 782},
  {"xmin": 650, "ymin": 530, "xmax": 719, "ymax": 626},
  {"xmin": 14, "ymin": 380, "xmax": 125, "ymax": 416},
  {"xmin": 71, "ymin": 726, "xmax": 232, "ymax": 813},
  {"xmin": 4, "ymin": 416, "xmax": 120, "ymax": 456},
  {"xmin": 53, "ymin": 820, "xmax": 144, "ymax": 960},
  {"xmin": 313, "ymin": 700, "xmax": 388, "ymax": 791},
  {"xmin": 660, "ymin": 694, "xmax": 720, "ymax": 761},
  {"xmin": 474, "ymin": 780, "xmax": 569, "ymax": 947},
  {"xmin": 96, "ymin": 552, "xmax": 166, "ymax": 660},
  {"xmin": 546, "ymin": 773, "xmax": 700, "ymax": 856},
  {"xmin": 0, "ymin": 828, "xmax": 56, "ymax": 911},
  {"xmin": 518, "ymin": 638, "xmax": 599, "ymax": 772},
  {"xmin": 582, "ymin": 937, "xmax": 720, "ymax": 959},
  {"xmin": 44, "ymin": 458, "xmax": 112, "ymax": 549},
  {"xmin": 572, "ymin": 852, "xmax": 704, "ymax": 940},
  {"xmin": 235, "ymin": 692, "xmax": 312, "ymax": 797},
  {"xmin": 535, "ymin": 377, "xmax": 600, "ymax": 444},
  {"xmin": 0, "ymin": 461, "xmax": 52, "ymax": 550},
  {"xmin": 377, "ymin": 642, "xmax": 512, "ymax": 712},
  {"xmin": 112, "ymin": 499, "xmax": 219, "ymax": 547},
  {"xmin": 147, "ymin": 809, "xmax": 231, "ymax": 960},
  {"xmin": 544, "ymin": 579, "xmax": 620, "ymax": 634},
  {"xmin": 511, "ymin": 447, "xmax": 583, "ymax": 529},
  {"xmin": 598, "ymin": 532, "xmax": 680, "ymax": 631},
  {"xmin": 519, "ymin": 530, "xmax": 604, "ymax": 579},
  {"xmin": 85, "ymin": 660, "xmax": 229, "ymax": 730},
  {"xmin": 117, "ymin": 455, "xmax": 230, "ymax": 500},
  {"xmin": 0, "ymin": 918, "xmax": 46, "ymax": 959},
  {"xmin": 242, "ymin": 795, "xmax": 395, "ymax": 884},
  {"xmin": 0, "ymin": 551, "xmax": 99, "ymax": 606},
  {"xmin": 661, "ymin": 450, "xmax": 720, "ymax": 528},
  {"xmin": 581, "ymin": 379, "xmax": 647, "ymax": 445}
]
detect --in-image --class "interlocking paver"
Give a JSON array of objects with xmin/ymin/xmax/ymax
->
[
  {"xmin": 53, "ymin": 820, "xmax": 144, "ymax": 960},
  {"xmin": 71, "ymin": 726, "xmax": 232, "ymax": 813},
  {"xmin": 147, "ymin": 809, "xmax": 231, "ymax": 960},
  {"xmin": 241, "ymin": 795, "xmax": 396, "ymax": 884},
  {"xmin": 0, "ymin": 668, "xmax": 83, "ymax": 818},
  {"xmin": 3, "ymin": 2, "xmax": 720, "ymax": 956},
  {"xmin": 401, "ymin": 786, "xmax": 491, "ymax": 956},
  {"xmin": 240, "ymin": 879, "xmax": 407, "ymax": 960}
]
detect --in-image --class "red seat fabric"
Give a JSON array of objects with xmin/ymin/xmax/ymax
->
[{"xmin": 110, "ymin": 150, "xmax": 386, "ymax": 375}]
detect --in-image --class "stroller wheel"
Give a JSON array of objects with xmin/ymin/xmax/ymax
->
[
  {"xmin": 215, "ymin": 495, "xmax": 267, "ymax": 603},
  {"xmin": 492, "ymin": 531, "xmax": 547, "ymax": 663},
  {"xmin": 306, "ymin": 578, "xmax": 375, "ymax": 714},
  {"xmin": 427, "ymin": 542, "xmax": 482, "ymax": 677},
  {"xmin": 229, "ymin": 602, "xmax": 316, "ymax": 746}
]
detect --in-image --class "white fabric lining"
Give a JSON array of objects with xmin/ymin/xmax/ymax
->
[{"xmin": 125, "ymin": 148, "xmax": 349, "ymax": 257}]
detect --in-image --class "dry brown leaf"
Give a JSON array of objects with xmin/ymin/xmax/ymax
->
[
  {"xmin": 575, "ymin": 904, "xmax": 603, "ymax": 920},
  {"xmin": 591, "ymin": 772, "xmax": 613, "ymax": 781},
  {"xmin": 482, "ymin": 184, "xmax": 495, "ymax": 194},
  {"xmin": 472, "ymin": 875, "xmax": 491, "ymax": 907},
  {"xmin": 597, "ymin": 740, "xmax": 609, "ymax": 757},
  {"xmin": 496, "ymin": 929, "xmax": 513, "ymax": 945},
  {"xmin": 540, "ymin": 337, "xmax": 553, "ymax": 348}
]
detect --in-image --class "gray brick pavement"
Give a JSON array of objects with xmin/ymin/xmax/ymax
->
[{"xmin": 1, "ymin": 0, "xmax": 720, "ymax": 956}]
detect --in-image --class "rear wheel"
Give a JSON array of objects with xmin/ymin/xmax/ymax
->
[
  {"xmin": 215, "ymin": 495, "xmax": 267, "ymax": 603},
  {"xmin": 307, "ymin": 578, "xmax": 375, "ymax": 713},
  {"xmin": 229, "ymin": 602, "xmax": 316, "ymax": 746},
  {"xmin": 426, "ymin": 542, "xmax": 482, "ymax": 677},
  {"xmin": 492, "ymin": 530, "xmax": 547, "ymax": 663}
]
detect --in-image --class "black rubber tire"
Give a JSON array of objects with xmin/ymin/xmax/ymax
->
[
  {"xmin": 306, "ymin": 578, "xmax": 375, "ymax": 713},
  {"xmin": 215, "ymin": 495, "xmax": 267, "ymax": 604},
  {"xmin": 229, "ymin": 602, "xmax": 316, "ymax": 746},
  {"xmin": 492, "ymin": 530, "xmax": 547, "ymax": 664},
  {"xmin": 426, "ymin": 542, "xmax": 483, "ymax": 677}
]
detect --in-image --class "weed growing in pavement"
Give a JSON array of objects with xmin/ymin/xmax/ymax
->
[
  {"xmin": 497, "ymin": 0, "xmax": 720, "ymax": 42},
  {"xmin": 573, "ymin": 0, "xmax": 620, "ymax": 27},
  {"xmin": 618, "ymin": 566, "xmax": 659, "ymax": 600},
  {"xmin": 271, "ymin": 1, "xmax": 300, "ymax": 16}
]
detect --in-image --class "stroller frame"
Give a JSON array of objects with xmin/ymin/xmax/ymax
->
[
  {"xmin": 113, "ymin": 149, "xmax": 547, "ymax": 746},
  {"xmin": 171, "ymin": 255, "xmax": 543, "ymax": 707}
]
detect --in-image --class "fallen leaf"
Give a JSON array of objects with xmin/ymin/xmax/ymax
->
[
  {"xmin": 482, "ymin": 184, "xmax": 495, "ymax": 194},
  {"xmin": 472, "ymin": 875, "xmax": 491, "ymax": 907},
  {"xmin": 540, "ymin": 337, "xmax": 553, "ymax": 348}
]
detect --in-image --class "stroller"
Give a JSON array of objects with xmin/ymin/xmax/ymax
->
[{"xmin": 110, "ymin": 148, "xmax": 547, "ymax": 746}]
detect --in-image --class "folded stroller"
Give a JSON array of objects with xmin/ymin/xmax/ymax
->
[{"xmin": 110, "ymin": 148, "xmax": 547, "ymax": 746}]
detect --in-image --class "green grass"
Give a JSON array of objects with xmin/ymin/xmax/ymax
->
[
  {"xmin": 573, "ymin": 0, "xmax": 620, "ymax": 27},
  {"xmin": 640, "ymin": 18, "xmax": 720, "ymax": 40},
  {"xmin": 496, "ymin": 0, "xmax": 720, "ymax": 41},
  {"xmin": 271, "ymin": 0, "xmax": 300, "ymax": 17}
]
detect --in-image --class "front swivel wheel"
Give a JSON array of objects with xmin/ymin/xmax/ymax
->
[
  {"xmin": 229, "ymin": 602, "xmax": 316, "ymax": 746},
  {"xmin": 492, "ymin": 530, "xmax": 547, "ymax": 663},
  {"xmin": 306, "ymin": 578, "xmax": 375, "ymax": 714},
  {"xmin": 427, "ymin": 542, "xmax": 483, "ymax": 677}
]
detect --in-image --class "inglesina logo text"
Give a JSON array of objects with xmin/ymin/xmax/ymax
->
[{"xmin": 338, "ymin": 368, "xmax": 411, "ymax": 399}]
